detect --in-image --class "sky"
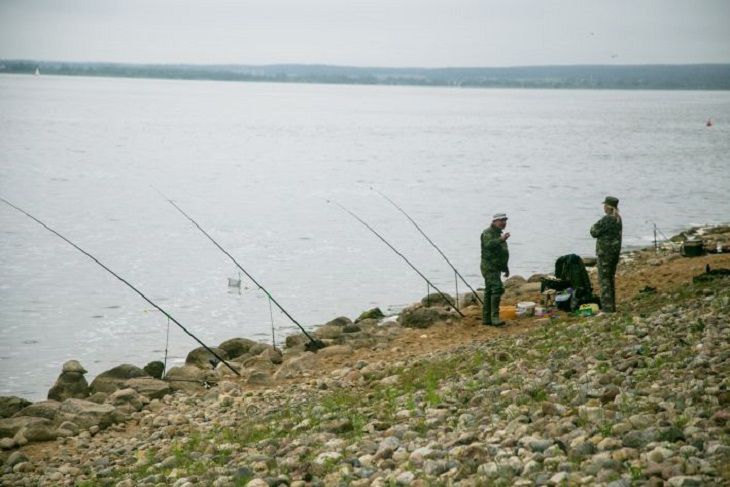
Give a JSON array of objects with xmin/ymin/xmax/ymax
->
[{"xmin": 0, "ymin": 0, "xmax": 729, "ymax": 67}]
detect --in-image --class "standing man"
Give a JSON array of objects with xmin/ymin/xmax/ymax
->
[
  {"xmin": 481, "ymin": 213, "xmax": 510, "ymax": 326},
  {"xmin": 590, "ymin": 196, "xmax": 622, "ymax": 312}
]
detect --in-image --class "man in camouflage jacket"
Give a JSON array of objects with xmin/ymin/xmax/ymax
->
[
  {"xmin": 590, "ymin": 196, "xmax": 622, "ymax": 312},
  {"xmin": 481, "ymin": 213, "xmax": 510, "ymax": 326}
]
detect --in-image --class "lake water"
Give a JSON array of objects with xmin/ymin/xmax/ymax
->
[{"xmin": 1, "ymin": 74, "xmax": 729, "ymax": 401}]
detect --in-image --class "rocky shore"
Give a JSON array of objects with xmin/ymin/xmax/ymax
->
[{"xmin": 1, "ymin": 227, "xmax": 729, "ymax": 486}]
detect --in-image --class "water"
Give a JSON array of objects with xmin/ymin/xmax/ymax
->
[{"xmin": 1, "ymin": 74, "xmax": 729, "ymax": 401}]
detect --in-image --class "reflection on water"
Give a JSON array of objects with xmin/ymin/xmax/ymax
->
[{"xmin": 1, "ymin": 74, "xmax": 729, "ymax": 400}]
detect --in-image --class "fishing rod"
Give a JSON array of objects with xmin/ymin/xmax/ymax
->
[
  {"xmin": 154, "ymin": 190, "xmax": 325, "ymax": 351},
  {"xmin": 372, "ymin": 187, "xmax": 483, "ymax": 305},
  {"xmin": 329, "ymin": 200, "xmax": 465, "ymax": 318},
  {"xmin": 0, "ymin": 197, "xmax": 240, "ymax": 376}
]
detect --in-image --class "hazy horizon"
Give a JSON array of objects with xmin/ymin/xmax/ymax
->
[{"xmin": 1, "ymin": 0, "xmax": 729, "ymax": 68}]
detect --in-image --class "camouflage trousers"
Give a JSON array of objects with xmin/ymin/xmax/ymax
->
[
  {"xmin": 597, "ymin": 256, "xmax": 618, "ymax": 312},
  {"xmin": 483, "ymin": 271, "xmax": 504, "ymax": 324}
]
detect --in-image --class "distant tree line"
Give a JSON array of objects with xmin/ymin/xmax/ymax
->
[{"xmin": 1, "ymin": 60, "xmax": 729, "ymax": 90}]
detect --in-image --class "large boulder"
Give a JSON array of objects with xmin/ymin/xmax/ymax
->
[
  {"xmin": 21, "ymin": 420, "xmax": 58, "ymax": 442},
  {"xmin": 165, "ymin": 365, "xmax": 218, "ymax": 393},
  {"xmin": 58, "ymin": 398, "xmax": 122, "ymax": 430},
  {"xmin": 0, "ymin": 397, "xmax": 31, "ymax": 419},
  {"xmin": 314, "ymin": 325, "xmax": 343, "ymax": 340},
  {"xmin": 285, "ymin": 334, "xmax": 307, "ymax": 349},
  {"xmin": 218, "ymin": 338, "xmax": 258, "ymax": 359},
  {"xmin": 143, "ymin": 361, "xmax": 165, "ymax": 379},
  {"xmin": 420, "ymin": 292, "xmax": 455, "ymax": 308},
  {"xmin": 185, "ymin": 347, "xmax": 229, "ymax": 369},
  {"xmin": 90, "ymin": 364, "xmax": 148, "ymax": 394},
  {"xmin": 273, "ymin": 353, "xmax": 319, "ymax": 380},
  {"xmin": 106, "ymin": 388, "xmax": 147, "ymax": 414},
  {"xmin": 124, "ymin": 377, "xmax": 171, "ymax": 400},
  {"xmin": 355, "ymin": 308, "xmax": 385, "ymax": 323},
  {"xmin": 0, "ymin": 416, "xmax": 51, "ymax": 438},
  {"xmin": 459, "ymin": 290, "xmax": 484, "ymax": 308},
  {"xmin": 13, "ymin": 400, "xmax": 62, "ymax": 420},
  {"xmin": 48, "ymin": 360, "xmax": 90, "ymax": 401},
  {"xmin": 325, "ymin": 316, "xmax": 353, "ymax": 327},
  {"xmin": 398, "ymin": 305, "xmax": 456, "ymax": 329},
  {"xmin": 248, "ymin": 342, "xmax": 276, "ymax": 356},
  {"xmin": 504, "ymin": 275, "xmax": 527, "ymax": 288}
]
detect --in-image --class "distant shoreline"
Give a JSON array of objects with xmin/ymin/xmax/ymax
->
[{"xmin": 2, "ymin": 60, "xmax": 729, "ymax": 90}]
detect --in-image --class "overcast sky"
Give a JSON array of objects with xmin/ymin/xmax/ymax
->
[{"xmin": 1, "ymin": 0, "xmax": 728, "ymax": 67}]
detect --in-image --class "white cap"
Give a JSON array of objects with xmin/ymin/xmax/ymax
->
[{"xmin": 492, "ymin": 213, "xmax": 508, "ymax": 221}]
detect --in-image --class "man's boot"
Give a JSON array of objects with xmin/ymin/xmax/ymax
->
[
  {"xmin": 490, "ymin": 295, "xmax": 505, "ymax": 326},
  {"xmin": 482, "ymin": 293, "xmax": 492, "ymax": 325}
]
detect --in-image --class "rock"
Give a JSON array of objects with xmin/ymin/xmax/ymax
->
[
  {"xmin": 318, "ymin": 345, "xmax": 353, "ymax": 357},
  {"xmin": 0, "ymin": 416, "xmax": 51, "ymax": 438},
  {"xmin": 355, "ymin": 308, "xmax": 385, "ymax": 323},
  {"xmin": 48, "ymin": 364, "xmax": 90, "ymax": 402},
  {"xmin": 505, "ymin": 275, "xmax": 527, "ymax": 288},
  {"xmin": 0, "ymin": 397, "xmax": 32, "ymax": 419},
  {"xmin": 0, "ymin": 437, "xmax": 15, "ymax": 449},
  {"xmin": 218, "ymin": 338, "xmax": 258, "ymax": 359},
  {"xmin": 185, "ymin": 346, "xmax": 229, "ymax": 369},
  {"xmin": 57, "ymin": 398, "xmax": 122, "ymax": 430},
  {"xmin": 325, "ymin": 316, "xmax": 353, "ymax": 327},
  {"xmin": 21, "ymin": 419, "xmax": 58, "ymax": 442},
  {"xmin": 342, "ymin": 323, "xmax": 361, "ymax": 333},
  {"xmin": 398, "ymin": 305, "xmax": 454, "ymax": 328},
  {"xmin": 124, "ymin": 378, "xmax": 171, "ymax": 399},
  {"xmin": 89, "ymin": 364, "xmax": 148, "ymax": 394},
  {"xmin": 667, "ymin": 476, "xmax": 703, "ymax": 487},
  {"xmin": 460, "ymin": 290, "xmax": 484, "ymax": 307},
  {"xmin": 284, "ymin": 334, "xmax": 307, "ymax": 349},
  {"xmin": 314, "ymin": 325, "xmax": 343, "ymax": 340},
  {"xmin": 527, "ymin": 273, "xmax": 546, "ymax": 283},
  {"xmin": 165, "ymin": 365, "xmax": 218, "ymax": 392},
  {"xmin": 246, "ymin": 371, "xmax": 273, "ymax": 386},
  {"xmin": 273, "ymin": 353, "xmax": 319, "ymax": 380},
  {"xmin": 143, "ymin": 361, "xmax": 165, "ymax": 379},
  {"xmin": 420, "ymin": 292, "xmax": 455, "ymax": 308},
  {"xmin": 106, "ymin": 388, "xmax": 146, "ymax": 413},
  {"xmin": 517, "ymin": 282, "xmax": 542, "ymax": 294},
  {"xmin": 6, "ymin": 451, "xmax": 28, "ymax": 466},
  {"xmin": 13, "ymin": 400, "xmax": 61, "ymax": 420},
  {"xmin": 259, "ymin": 347, "xmax": 283, "ymax": 364}
]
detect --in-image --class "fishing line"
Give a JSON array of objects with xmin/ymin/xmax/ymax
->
[
  {"xmin": 268, "ymin": 297, "xmax": 277, "ymax": 350},
  {"xmin": 163, "ymin": 316, "xmax": 170, "ymax": 379},
  {"xmin": 371, "ymin": 187, "xmax": 483, "ymax": 305},
  {"xmin": 329, "ymin": 199, "xmax": 465, "ymax": 318},
  {"xmin": 0, "ymin": 196, "xmax": 240, "ymax": 376},
  {"xmin": 153, "ymin": 188, "xmax": 324, "ymax": 350}
]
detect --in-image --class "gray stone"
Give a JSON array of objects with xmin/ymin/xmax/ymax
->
[
  {"xmin": 0, "ymin": 416, "xmax": 51, "ymax": 439},
  {"xmin": 90, "ymin": 364, "xmax": 148, "ymax": 394},
  {"xmin": 143, "ymin": 361, "xmax": 165, "ymax": 379},
  {"xmin": 355, "ymin": 308, "xmax": 384, "ymax": 323},
  {"xmin": 0, "ymin": 397, "xmax": 31, "ymax": 419},
  {"xmin": 48, "ymin": 370, "xmax": 89, "ymax": 401},
  {"xmin": 218, "ymin": 338, "xmax": 258, "ymax": 359},
  {"xmin": 124, "ymin": 377, "xmax": 171, "ymax": 400},
  {"xmin": 13, "ymin": 400, "xmax": 61, "ymax": 420},
  {"xmin": 398, "ymin": 305, "xmax": 454, "ymax": 329},
  {"xmin": 185, "ymin": 347, "xmax": 229, "ymax": 369},
  {"xmin": 58, "ymin": 398, "xmax": 121, "ymax": 430}
]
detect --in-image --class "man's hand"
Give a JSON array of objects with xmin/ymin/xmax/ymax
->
[
  {"xmin": 503, "ymin": 270, "xmax": 510, "ymax": 278},
  {"xmin": 500, "ymin": 232, "xmax": 511, "ymax": 241}
]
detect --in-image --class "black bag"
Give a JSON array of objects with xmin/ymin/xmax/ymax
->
[{"xmin": 542, "ymin": 254, "xmax": 600, "ymax": 311}]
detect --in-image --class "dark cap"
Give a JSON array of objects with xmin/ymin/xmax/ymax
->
[{"xmin": 603, "ymin": 196, "xmax": 619, "ymax": 208}]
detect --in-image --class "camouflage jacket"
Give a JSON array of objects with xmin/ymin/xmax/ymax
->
[
  {"xmin": 481, "ymin": 225, "xmax": 509, "ymax": 276},
  {"xmin": 590, "ymin": 215, "xmax": 622, "ymax": 260}
]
